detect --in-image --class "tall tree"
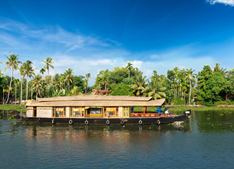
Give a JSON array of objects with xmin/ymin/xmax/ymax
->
[
  {"xmin": 85, "ymin": 73, "xmax": 91, "ymax": 93},
  {"xmin": 40, "ymin": 68, "xmax": 46, "ymax": 79},
  {"xmin": 2, "ymin": 53, "xmax": 21, "ymax": 104},
  {"xmin": 130, "ymin": 72, "xmax": 148, "ymax": 96},
  {"xmin": 64, "ymin": 68, "xmax": 74, "ymax": 91},
  {"xmin": 213, "ymin": 63, "xmax": 227, "ymax": 76},
  {"xmin": 126, "ymin": 62, "xmax": 133, "ymax": 82},
  {"xmin": 186, "ymin": 68, "xmax": 196, "ymax": 105},
  {"xmin": 144, "ymin": 71, "xmax": 166, "ymax": 100},
  {"xmin": 23, "ymin": 60, "xmax": 35, "ymax": 100},
  {"xmin": 31, "ymin": 74, "xmax": 44, "ymax": 99},
  {"xmin": 13, "ymin": 79, "xmax": 20, "ymax": 104},
  {"xmin": 19, "ymin": 64, "xmax": 26, "ymax": 104},
  {"xmin": 41, "ymin": 57, "xmax": 54, "ymax": 75}
]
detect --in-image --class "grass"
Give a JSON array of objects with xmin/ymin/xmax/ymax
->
[
  {"xmin": 169, "ymin": 106, "xmax": 234, "ymax": 112},
  {"xmin": 0, "ymin": 104, "xmax": 26, "ymax": 112},
  {"xmin": 134, "ymin": 106, "xmax": 234, "ymax": 113}
]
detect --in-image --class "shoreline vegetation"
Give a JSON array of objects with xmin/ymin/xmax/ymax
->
[
  {"xmin": 1, "ymin": 54, "xmax": 234, "ymax": 108},
  {"xmin": 1, "ymin": 105, "xmax": 234, "ymax": 114}
]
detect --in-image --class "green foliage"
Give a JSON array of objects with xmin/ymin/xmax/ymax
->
[
  {"xmin": 171, "ymin": 98, "xmax": 186, "ymax": 105},
  {"xmin": 111, "ymin": 83, "xmax": 134, "ymax": 96},
  {"xmin": 203, "ymin": 101, "xmax": 214, "ymax": 106}
]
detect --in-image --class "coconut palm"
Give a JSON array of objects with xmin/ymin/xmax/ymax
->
[
  {"xmin": 65, "ymin": 68, "xmax": 74, "ymax": 90},
  {"xmin": 130, "ymin": 72, "xmax": 148, "ymax": 96},
  {"xmin": 40, "ymin": 68, "xmax": 46, "ymax": 79},
  {"xmin": 213, "ymin": 63, "xmax": 227, "ymax": 76},
  {"xmin": 85, "ymin": 73, "xmax": 91, "ymax": 93},
  {"xmin": 19, "ymin": 63, "xmax": 26, "ymax": 104},
  {"xmin": 126, "ymin": 62, "xmax": 133, "ymax": 81},
  {"xmin": 22, "ymin": 60, "xmax": 35, "ymax": 100},
  {"xmin": 31, "ymin": 74, "xmax": 44, "ymax": 99},
  {"xmin": 2, "ymin": 53, "xmax": 21, "ymax": 104},
  {"xmin": 41, "ymin": 57, "xmax": 54, "ymax": 75},
  {"xmin": 144, "ymin": 73, "xmax": 166, "ymax": 100},
  {"xmin": 13, "ymin": 79, "xmax": 20, "ymax": 104},
  {"xmin": 186, "ymin": 68, "xmax": 196, "ymax": 105}
]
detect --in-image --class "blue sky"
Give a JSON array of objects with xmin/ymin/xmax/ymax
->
[{"xmin": 1, "ymin": 0, "xmax": 234, "ymax": 85}]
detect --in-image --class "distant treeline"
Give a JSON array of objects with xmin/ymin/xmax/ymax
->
[{"xmin": 1, "ymin": 53, "xmax": 234, "ymax": 106}]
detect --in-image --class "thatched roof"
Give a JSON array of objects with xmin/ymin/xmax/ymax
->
[
  {"xmin": 27, "ymin": 95, "xmax": 165, "ymax": 107},
  {"xmin": 36, "ymin": 95, "xmax": 152, "ymax": 102}
]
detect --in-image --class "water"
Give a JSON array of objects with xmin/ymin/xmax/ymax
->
[{"xmin": 1, "ymin": 110, "xmax": 234, "ymax": 169}]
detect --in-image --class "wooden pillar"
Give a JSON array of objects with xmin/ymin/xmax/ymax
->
[{"xmin": 143, "ymin": 106, "xmax": 147, "ymax": 117}]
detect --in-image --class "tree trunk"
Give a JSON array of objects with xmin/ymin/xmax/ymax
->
[
  {"xmin": 26, "ymin": 75, "xmax": 28, "ymax": 100},
  {"xmin": 15, "ymin": 85, "xmax": 17, "ymax": 104},
  {"xmin": 189, "ymin": 80, "xmax": 192, "ymax": 105},
  {"xmin": 2, "ymin": 90, "xmax": 4, "ymax": 105},
  {"xmin": 20, "ymin": 78, "xmax": 23, "ymax": 105},
  {"xmin": 6, "ymin": 67, "xmax": 13, "ymax": 104},
  {"xmin": 31, "ymin": 86, "xmax": 33, "ymax": 99}
]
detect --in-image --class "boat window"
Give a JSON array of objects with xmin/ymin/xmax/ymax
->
[
  {"xmin": 70, "ymin": 107, "xmax": 84, "ymax": 117},
  {"xmin": 52, "ymin": 107, "xmax": 66, "ymax": 118},
  {"xmin": 86, "ymin": 108, "xmax": 103, "ymax": 117},
  {"xmin": 104, "ymin": 107, "xmax": 118, "ymax": 117},
  {"xmin": 89, "ymin": 108, "xmax": 101, "ymax": 114}
]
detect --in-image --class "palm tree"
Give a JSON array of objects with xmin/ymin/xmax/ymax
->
[
  {"xmin": 130, "ymin": 72, "xmax": 148, "ymax": 96},
  {"xmin": 186, "ymin": 68, "xmax": 196, "ymax": 105},
  {"xmin": 53, "ymin": 73, "xmax": 60, "ymax": 90},
  {"xmin": 23, "ymin": 60, "xmax": 35, "ymax": 100},
  {"xmin": 2, "ymin": 53, "xmax": 21, "ymax": 104},
  {"xmin": 97, "ymin": 69, "xmax": 109, "ymax": 90},
  {"xmin": 144, "ymin": 73, "xmax": 166, "ymax": 100},
  {"xmin": 13, "ymin": 79, "xmax": 20, "ymax": 104},
  {"xmin": 126, "ymin": 62, "xmax": 133, "ymax": 81},
  {"xmin": 41, "ymin": 57, "xmax": 54, "ymax": 75},
  {"xmin": 65, "ymin": 68, "xmax": 74, "ymax": 91},
  {"xmin": 85, "ymin": 73, "xmax": 91, "ymax": 93},
  {"xmin": 213, "ymin": 63, "xmax": 227, "ymax": 76},
  {"xmin": 31, "ymin": 74, "xmax": 44, "ymax": 99},
  {"xmin": 19, "ymin": 63, "xmax": 26, "ymax": 104},
  {"xmin": 40, "ymin": 68, "xmax": 46, "ymax": 79}
]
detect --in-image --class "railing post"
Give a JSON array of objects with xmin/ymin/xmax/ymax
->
[{"xmin": 143, "ymin": 106, "xmax": 146, "ymax": 117}]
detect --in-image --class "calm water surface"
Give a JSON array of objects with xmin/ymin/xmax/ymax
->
[{"xmin": 0, "ymin": 110, "xmax": 234, "ymax": 169}]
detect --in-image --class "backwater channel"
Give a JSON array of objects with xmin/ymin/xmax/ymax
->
[{"xmin": 0, "ymin": 110, "xmax": 234, "ymax": 169}]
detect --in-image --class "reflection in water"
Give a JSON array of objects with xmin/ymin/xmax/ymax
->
[{"xmin": 1, "ymin": 110, "xmax": 234, "ymax": 169}]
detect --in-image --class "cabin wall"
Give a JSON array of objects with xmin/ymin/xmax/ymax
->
[
  {"xmin": 66, "ymin": 107, "xmax": 70, "ymax": 118},
  {"xmin": 119, "ymin": 107, "xmax": 123, "ymax": 118},
  {"xmin": 26, "ymin": 107, "xmax": 33, "ymax": 117},
  {"xmin": 37, "ymin": 107, "xmax": 52, "ymax": 118}
]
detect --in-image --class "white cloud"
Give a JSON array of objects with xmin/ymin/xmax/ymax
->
[
  {"xmin": 207, "ymin": 0, "xmax": 234, "ymax": 6},
  {"xmin": 0, "ymin": 18, "xmax": 111, "ymax": 53}
]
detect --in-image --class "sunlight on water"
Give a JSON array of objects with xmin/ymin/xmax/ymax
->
[{"xmin": 1, "ymin": 110, "xmax": 234, "ymax": 169}]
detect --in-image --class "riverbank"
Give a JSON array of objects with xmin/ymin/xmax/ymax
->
[{"xmin": 0, "ymin": 105, "xmax": 26, "ymax": 112}]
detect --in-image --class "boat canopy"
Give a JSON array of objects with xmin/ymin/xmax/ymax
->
[{"xmin": 26, "ymin": 95, "xmax": 165, "ymax": 107}]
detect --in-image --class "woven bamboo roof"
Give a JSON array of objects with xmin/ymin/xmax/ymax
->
[
  {"xmin": 27, "ymin": 95, "xmax": 165, "ymax": 107},
  {"xmin": 27, "ymin": 99, "xmax": 165, "ymax": 107},
  {"xmin": 36, "ymin": 95, "xmax": 152, "ymax": 102}
]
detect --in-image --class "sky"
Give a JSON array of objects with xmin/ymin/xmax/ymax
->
[{"xmin": 1, "ymin": 0, "xmax": 234, "ymax": 85}]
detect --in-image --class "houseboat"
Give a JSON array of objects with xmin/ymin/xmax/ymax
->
[{"xmin": 21, "ymin": 95, "xmax": 191, "ymax": 125}]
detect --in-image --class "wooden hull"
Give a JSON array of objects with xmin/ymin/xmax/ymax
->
[{"xmin": 17, "ymin": 110, "xmax": 191, "ymax": 125}]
